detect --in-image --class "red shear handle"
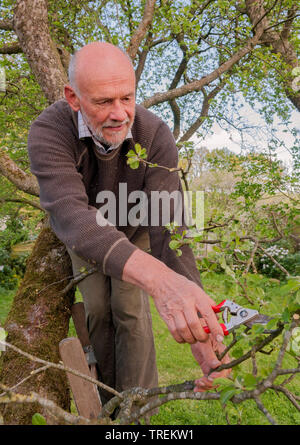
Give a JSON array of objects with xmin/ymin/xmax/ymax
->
[
  {"xmin": 211, "ymin": 300, "xmax": 227, "ymax": 313},
  {"xmin": 203, "ymin": 323, "xmax": 229, "ymax": 336}
]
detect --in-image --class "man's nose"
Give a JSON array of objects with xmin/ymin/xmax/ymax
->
[{"xmin": 109, "ymin": 100, "xmax": 127, "ymax": 121}]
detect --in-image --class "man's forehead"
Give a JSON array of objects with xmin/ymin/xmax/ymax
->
[
  {"xmin": 76, "ymin": 62, "xmax": 135, "ymax": 95},
  {"xmin": 79, "ymin": 75, "xmax": 135, "ymax": 99}
]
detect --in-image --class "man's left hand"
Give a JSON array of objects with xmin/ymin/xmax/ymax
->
[{"xmin": 191, "ymin": 337, "xmax": 231, "ymax": 392}]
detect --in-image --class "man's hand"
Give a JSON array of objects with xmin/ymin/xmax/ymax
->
[
  {"xmin": 191, "ymin": 338, "xmax": 231, "ymax": 392},
  {"xmin": 122, "ymin": 249, "xmax": 225, "ymax": 345},
  {"xmin": 151, "ymin": 271, "xmax": 225, "ymax": 344}
]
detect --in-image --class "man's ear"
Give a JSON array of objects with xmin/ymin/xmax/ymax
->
[{"xmin": 64, "ymin": 85, "xmax": 80, "ymax": 111}]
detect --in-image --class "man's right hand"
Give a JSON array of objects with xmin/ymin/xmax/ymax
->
[
  {"xmin": 150, "ymin": 269, "xmax": 225, "ymax": 345},
  {"xmin": 122, "ymin": 249, "xmax": 225, "ymax": 346}
]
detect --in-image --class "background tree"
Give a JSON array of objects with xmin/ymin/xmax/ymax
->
[{"xmin": 0, "ymin": 0, "xmax": 299, "ymax": 424}]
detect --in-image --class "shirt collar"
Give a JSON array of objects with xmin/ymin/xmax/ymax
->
[{"xmin": 78, "ymin": 111, "xmax": 132, "ymax": 154}]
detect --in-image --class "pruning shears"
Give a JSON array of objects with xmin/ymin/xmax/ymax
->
[{"xmin": 202, "ymin": 299, "xmax": 273, "ymax": 336}]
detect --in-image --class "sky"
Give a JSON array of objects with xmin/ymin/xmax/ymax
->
[{"xmin": 194, "ymin": 103, "xmax": 299, "ymax": 169}]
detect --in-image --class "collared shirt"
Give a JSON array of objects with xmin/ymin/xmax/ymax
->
[{"xmin": 78, "ymin": 111, "xmax": 132, "ymax": 154}]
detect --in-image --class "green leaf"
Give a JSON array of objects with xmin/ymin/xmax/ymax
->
[
  {"xmin": 243, "ymin": 374, "xmax": 257, "ymax": 389},
  {"xmin": 126, "ymin": 149, "xmax": 136, "ymax": 157},
  {"xmin": 169, "ymin": 240, "xmax": 181, "ymax": 250},
  {"xmin": 219, "ymin": 386, "xmax": 237, "ymax": 405},
  {"xmin": 127, "ymin": 157, "xmax": 140, "ymax": 169},
  {"xmin": 231, "ymin": 347, "xmax": 243, "ymax": 358},
  {"xmin": 234, "ymin": 375, "xmax": 244, "ymax": 389},
  {"xmin": 127, "ymin": 156, "xmax": 137, "ymax": 164},
  {"xmin": 287, "ymin": 327, "xmax": 300, "ymax": 356},
  {"xmin": 282, "ymin": 307, "xmax": 290, "ymax": 323},
  {"xmin": 251, "ymin": 324, "xmax": 265, "ymax": 335},
  {"xmin": 213, "ymin": 377, "xmax": 233, "ymax": 389},
  {"xmin": 135, "ymin": 143, "xmax": 142, "ymax": 155},
  {"xmin": 32, "ymin": 413, "xmax": 47, "ymax": 425},
  {"xmin": 129, "ymin": 161, "xmax": 139, "ymax": 169},
  {"xmin": 266, "ymin": 318, "xmax": 278, "ymax": 330}
]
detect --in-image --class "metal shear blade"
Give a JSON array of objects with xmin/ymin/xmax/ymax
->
[
  {"xmin": 243, "ymin": 313, "xmax": 274, "ymax": 333},
  {"xmin": 202, "ymin": 299, "xmax": 275, "ymax": 336},
  {"xmin": 223, "ymin": 306, "xmax": 259, "ymax": 333}
]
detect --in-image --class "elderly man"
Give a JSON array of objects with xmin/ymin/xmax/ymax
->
[{"xmin": 28, "ymin": 41, "xmax": 229, "ymax": 406}]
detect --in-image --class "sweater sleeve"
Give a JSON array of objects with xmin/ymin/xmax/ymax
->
[
  {"xmin": 27, "ymin": 106, "xmax": 137, "ymax": 280},
  {"xmin": 144, "ymin": 122, "xmax": 203, "ymax": 288}
]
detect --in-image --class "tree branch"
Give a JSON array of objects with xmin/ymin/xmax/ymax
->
[
  {"xmin": 0, "ymin": 41, "xmax": 22, "ymax": 54},
  {"xmin": 141, "ymin": 19, "xmax": 266, "ymax": 108},
  {"xmin": 210, "ymin": 324, "xmax": 284, "ymax": 375},
  {"xmin": 168, "ymin": 34, "xmax": 191, "ymax": 139},
  {"xmin": 13, "ymin": 0, "xmax": 68, "ymax": 103},
  {"xmin": 0, "ymin": 149, "xmax": 39, "ymax": 197},
  {"xmin": 0, "ymin": 197, "xmax": 44, "ymax": 211},
  {"xmin": 271, "ymin": 385, "xmax": 300, "ymax": 411},
  {"xmin": 245, "ymin": 0, "xmax": 300, "ymax": 111},
  {"xmin": 0, "ymin": 339, "xmax": 122, "ymax": 399},
  {"xmin": 0, "ymin": 19, "xmax": 14, "ymax": 31},
  {"xmin": 257, "ymin": 245, "xmax": 290, "ymax": 277},
  {"xmin": 135, "ymin": 32, "xmax": 154, "ymax": 85},
  {"xmin": 0, "ymin": 365, "xmax": 51, "ymax": 397},
  {"xmin": 178, "ymin": 81, "xmax": 225, "ymax": 143},
  {"xmin": 0, "ymin": 383, "xmax": 92, "ymax": 425},
  {"xmin": 254, "ymin": 395, "xmax": 277, "ymax": 424},
  {"xmin": 127, "ymin": 0, "xmax": 156, "ymax": 61},
  {"xmin": 250, "ymin": 0, "xmax": 279, "ymax": 32},
  {"xmin": 0, "ymin": 319, "xmax": 298, "ymax": 425}
]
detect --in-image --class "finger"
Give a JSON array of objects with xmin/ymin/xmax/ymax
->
[
  {"xmin": 191, "ymin": 341, "xmax": 221, "ymax": 374},
  {"xmin": 184, "ymin": 307, "xmax": 208, "ymax": 342},
  {"xmin": 167, "ymin": 317, "xmax": 186, "ymax": 344},
  {"xmin": 196, "ymin": 300, "xmax": 225, "ymax": 343},
  {"xmin": 194, "ymin": 376, "xmax": 216, "ymax": 392},
  {"xmin": 194, "ymin": 365, "xmax": 232, "ymax": 392},
  {"xmin": 174, "ymin": 312, "xmax": 198, "ymax": 344}
]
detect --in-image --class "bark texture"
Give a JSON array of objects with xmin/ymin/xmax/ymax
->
[
  {"xmin": 0, "ymin": 0, "xmax": 74, "ymax": 424},
  {"xmin": 0, "ymin": 150, "xmax": 39, "ymax": 197},
  {"xmin": 245, "ymin": 0, "xmax": 300, "ymax": 112},
  {"xmin": 0, "ymin": 227, "xmax": 74, "ymax": 424},
  {"xmin": 13, "ymin": 0, "xmax": 67, "ymax": 103}
]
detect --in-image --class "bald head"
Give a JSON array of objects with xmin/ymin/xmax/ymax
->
[
  {"xmin": 65, "ymin": 41, "xmax": 136, "ymax": 149},
  {"xmin": 68, "ymin": 42, "xmax": 135, "ymax": 96}
]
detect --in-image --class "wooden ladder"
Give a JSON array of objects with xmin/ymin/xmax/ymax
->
[{"xmin": 59, "ymin": 302, "xmax": 102, "ymax": 420}]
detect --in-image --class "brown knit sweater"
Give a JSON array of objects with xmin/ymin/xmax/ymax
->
[{"xmin": 28, "ymin": 99, "xmax": 202, "ymax": 286}]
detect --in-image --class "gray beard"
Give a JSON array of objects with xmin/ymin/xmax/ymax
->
[
  {"xmin": 93, "ymin": 133, "xmax": 120, "ymax": 150},
  {"xmin": 81, "ymin": 109, "xmax": 133, "ymax": 150}
]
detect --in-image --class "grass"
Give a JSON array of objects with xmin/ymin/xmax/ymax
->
[
  {"xmin": 0, "ymin": 287, "xmax": 15, "ymax": 326},
  {"xmin": 0, "ymin": 272, "xmax": 299, "ymax": 425}
]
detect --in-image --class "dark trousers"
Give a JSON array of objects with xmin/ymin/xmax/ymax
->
[{"xmin": 67, "ymin": 233, "xmax": 158, "ymax": 405}]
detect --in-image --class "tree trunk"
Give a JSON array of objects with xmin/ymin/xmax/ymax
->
[
  {"xmin": 13, "ymin": 0, "xmax": 68, "ymax": 104},
  {"xmin": 0, "ymin": 0, "xmax": 75, "ymax": 424},
  {"xmin": 245, "ymin": 0, "xmax": 300, "ymax": 112},
  {"xmin": 0, "ymin": 225, "xmax": 74, "ymax": 424}
]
